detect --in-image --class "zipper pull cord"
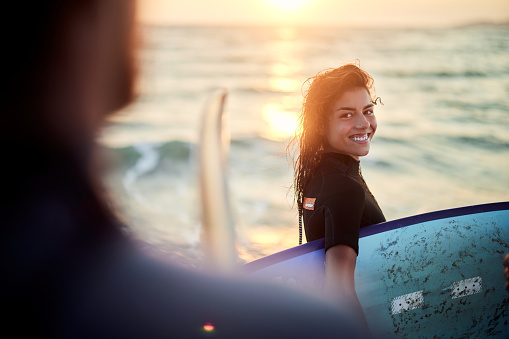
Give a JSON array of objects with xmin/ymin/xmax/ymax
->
[{"xmin": 298, "ymin": 205, "xmax": 303, "ymax": 245}]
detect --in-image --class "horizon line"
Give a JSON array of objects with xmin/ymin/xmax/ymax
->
[{"xmin": 139, "ymin": 19, "xmax": 509, "ymax": 31}]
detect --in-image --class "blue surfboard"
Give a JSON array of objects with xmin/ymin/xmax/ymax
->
[{"xmin": 243, "ymin": 202, "xmax": 509, "ymax": 338}]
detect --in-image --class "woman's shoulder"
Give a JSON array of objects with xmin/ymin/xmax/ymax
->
[
  {"xmin": 322, "ymin": 170, "xmax": 364, "ymax": 193},
  {"xmin": 313, "ymin": 153, "xmax": 360, "ymax": 181},
  {"xmin": 307, "ymin": 165, "xmax": 364, "ymax": 199},
  {"xmin": 305, "ymin": 152, "xmax": 363, "ymax": 197}
]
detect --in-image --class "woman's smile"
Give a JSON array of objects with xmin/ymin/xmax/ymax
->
[{"xmin": 349, "ymin": 133, "xmax": 370, "ymax": 143}]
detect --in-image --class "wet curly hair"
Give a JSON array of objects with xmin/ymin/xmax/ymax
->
[{"xmin": 289, "ymin": 62, "xmax": 379, "ymax": 210}]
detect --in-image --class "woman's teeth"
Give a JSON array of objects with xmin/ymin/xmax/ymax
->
[{"xmin": 350, "ymin": 134, "xmax": 368, "ymax": 142}]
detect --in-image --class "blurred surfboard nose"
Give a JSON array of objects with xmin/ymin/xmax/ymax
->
[{"xmin": 198, "ymin": 89, "xmax": 237, "ymax": 272}]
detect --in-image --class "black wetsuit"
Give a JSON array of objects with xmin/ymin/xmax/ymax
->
[{"xmin": 303, "ymin": 152, "xmax": 385, "ymax": 254}]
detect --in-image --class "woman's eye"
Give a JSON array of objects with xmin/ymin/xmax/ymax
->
[
  {"xmin": 340, "ymin": 113, "xmax": 352, "ymax": 118},
  {"xmin": 364, "ymin": 110, "xmax": 374, "ymax": 115}
]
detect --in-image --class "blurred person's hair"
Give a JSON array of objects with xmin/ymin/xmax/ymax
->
[
  {"xmin": 1, "ymin": 0, "xmax": 137, "ymax": 148},
  {"xmin": 1, "ymin": 0, "xmax": 138, "ymax": 232}
]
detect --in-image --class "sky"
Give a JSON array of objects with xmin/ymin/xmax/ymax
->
[{"xmin": 138, "ymin": 0, "xmax": 509, "ymax": 28}]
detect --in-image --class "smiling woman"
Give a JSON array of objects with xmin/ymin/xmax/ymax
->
[{"xmin": 289, "ymin": 64, "xmax": 386, "ymax": 333}]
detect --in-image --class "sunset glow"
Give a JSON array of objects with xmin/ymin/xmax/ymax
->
[
  {"xmin": 267, "ymin": 0, "xmax": 308, "ymax": 10},
  {"xmin": 138, "ymin": 0, "xmax": 509, "ymax": 28}
]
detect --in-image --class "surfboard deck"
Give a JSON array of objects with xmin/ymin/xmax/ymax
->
[{"xmin": 243, "ymin": 202, "xmax": 509, "ymax": 338}]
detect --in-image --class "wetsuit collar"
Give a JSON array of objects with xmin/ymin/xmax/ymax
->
[{"xmin": 320, "ymin": 152, "xmax": 360, "ymax": 176}]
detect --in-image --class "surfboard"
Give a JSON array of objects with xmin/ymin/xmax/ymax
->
[
  {"xmin": 198, "ymin": 89, "xmax": 237, "ymax": 272},
  {"xmin": 243, "ymin": 202, "xmax": 509, "ymax": 338}
]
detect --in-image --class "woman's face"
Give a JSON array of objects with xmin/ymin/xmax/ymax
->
[{"xmin": 324, "ymin": 87, "xmax": 377, "ymax": 160}]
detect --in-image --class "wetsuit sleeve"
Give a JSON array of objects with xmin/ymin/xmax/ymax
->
[{"xmin": 321, "ymin": 174, "xmax": 366, "ymax": 254}]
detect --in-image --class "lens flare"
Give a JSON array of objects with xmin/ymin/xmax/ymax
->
[{"xmin": 203, "ymin": 323, "xmax": 215, "ymax": 332}]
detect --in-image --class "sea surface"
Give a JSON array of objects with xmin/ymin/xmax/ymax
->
[{"xmin": 101, "ymin": 24, "xmax": 509, "ymax": 265}]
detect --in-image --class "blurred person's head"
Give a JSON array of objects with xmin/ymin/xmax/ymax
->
[
  {"xmin": 1, "ymin": 0, "xmax": 137, "ymax": 154},
  {"xmin": 1, "ymin": 0, "xmax": 139, "ymax": 227}
]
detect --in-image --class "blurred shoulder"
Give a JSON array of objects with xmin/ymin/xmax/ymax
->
[{"xmin": 63, "ymin": 242, "xmax": 366, "ymax": 338}]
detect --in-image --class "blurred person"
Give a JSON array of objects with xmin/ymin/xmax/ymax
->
[
  {"xmin": 1, "ymin": 1, "xmax": 367, "ymax": 337},
  {"xmin": 290, "ymin": 64, "xmax": 385, "ymax": 329}
]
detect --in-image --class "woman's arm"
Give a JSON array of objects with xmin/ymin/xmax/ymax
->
[{"xmin": 325, "ymin": 244, "xmax": 371, "ymax": 335}]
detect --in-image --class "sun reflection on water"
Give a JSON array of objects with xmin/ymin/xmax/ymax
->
[
  {"xmin": 261, "ymin": 104, "xmax": 298, "ymax": 141},
  {"xmin": 268, "ymin": 77, "xmax": 299, "ymax": 92}
]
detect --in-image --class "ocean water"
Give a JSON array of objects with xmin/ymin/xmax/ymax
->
[{"xmin": 101, "ymin": 24, "xmax": 509, "ymax": 265}]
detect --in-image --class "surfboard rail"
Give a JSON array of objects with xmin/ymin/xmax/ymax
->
[{"xmin": 243, "ymin": 201, "xmax": 509, "ymax": 273}]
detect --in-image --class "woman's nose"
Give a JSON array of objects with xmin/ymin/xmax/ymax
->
[{"xmin": 355, "ymin": 113, "xmax": 370, "ymax": 129}]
